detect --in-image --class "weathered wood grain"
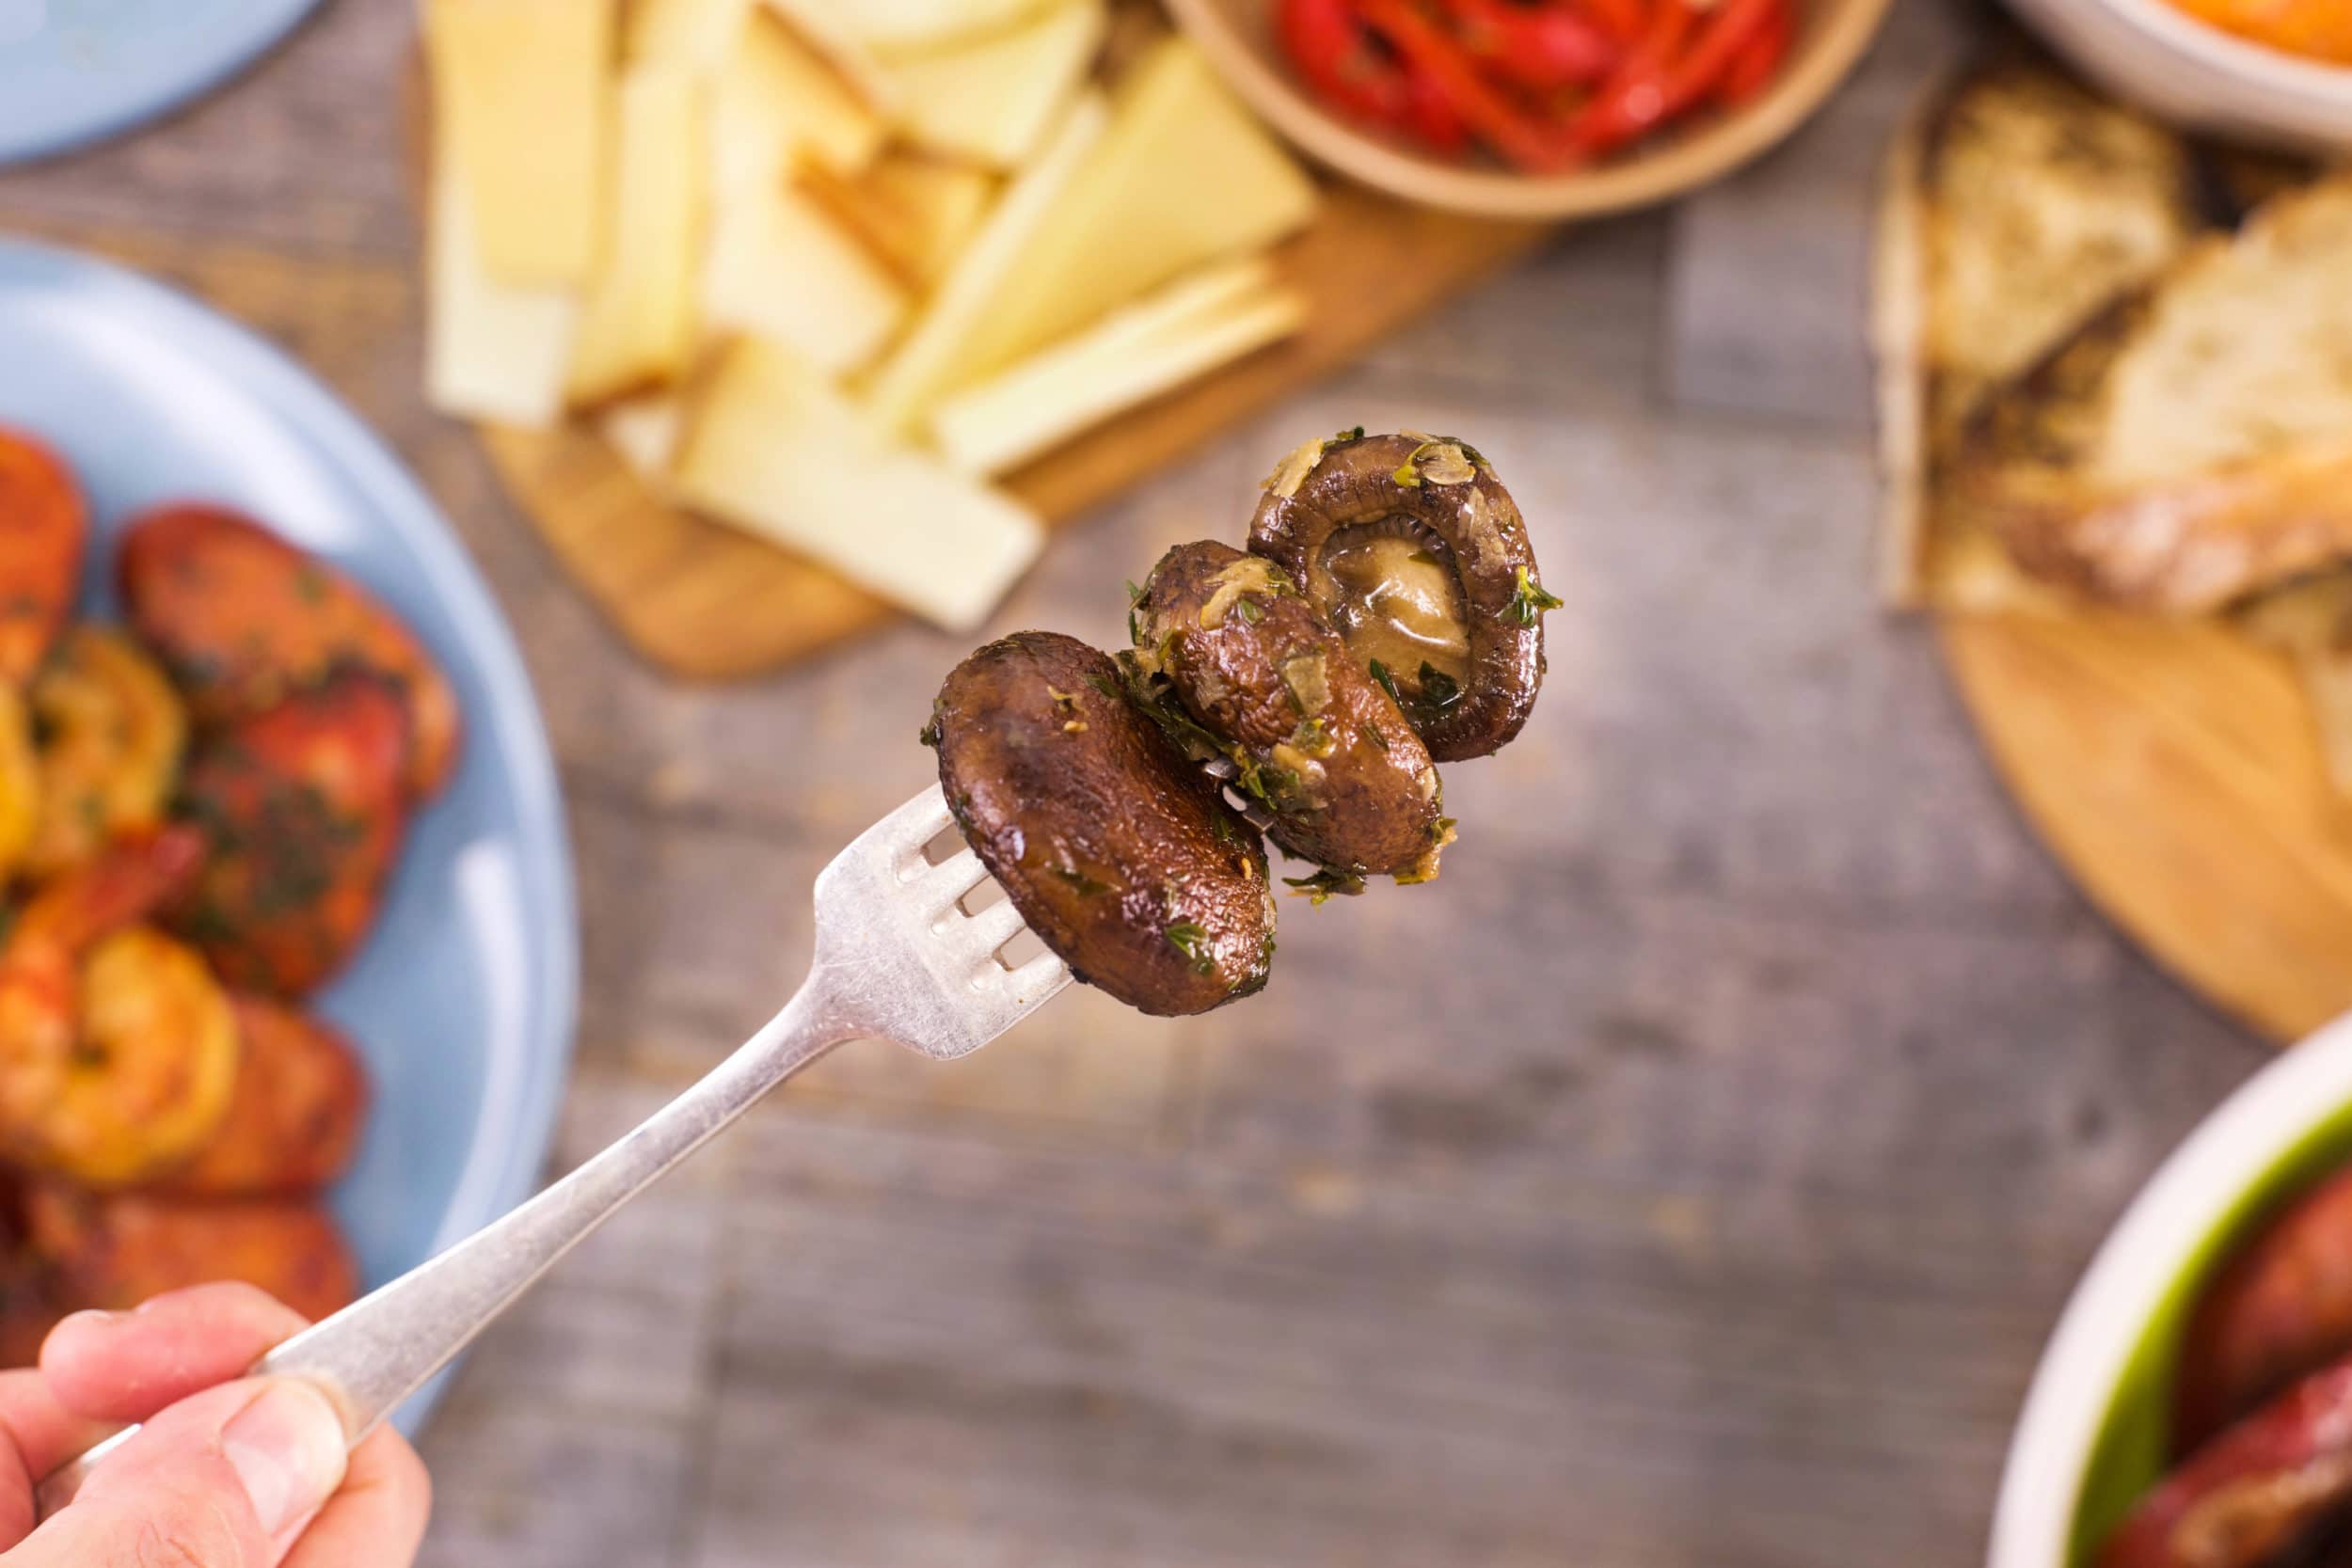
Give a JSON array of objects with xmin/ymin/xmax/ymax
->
[{"xmin": 0, "ymin": 0, "xmax": 2282, "ymax": 1564}]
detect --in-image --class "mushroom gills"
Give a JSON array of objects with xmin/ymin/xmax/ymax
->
[{"xmin": 1317, "ymin": 519, "xmax": 1470, "ymax": 699}]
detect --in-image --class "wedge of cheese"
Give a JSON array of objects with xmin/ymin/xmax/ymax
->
[
  {"xmin": 625, "ymin": 0, "xmax": 748, "ymax": 71},
  {"xmin": 861, "ymin": 90, "xmax": 1107, "ymax": 434},
  {"xmin": 884, "ymin": 0, "xmax": 1104, "ymax": 168},
  {"xmin": 567, "ymin": 69, "xmax": 706, "ymax": 405},
  {"xmin": 703, "ymin": 183, "xmax": 908, "ymax": 375},
  {"xmin": 427, "ymin": 133, "xmax": 580, "ymax": 429},
  {"xmin": 796, "ymin": 152, "xmax": 996, "ymax": 289},
  {"xmin": 788, "ymin": 0, "xmax": 1057, "ymax": 53},
  {"xmin": 755, "ymin": 0, "xmax": 899, "ymax": 112},
  {"xmin": 673, "ymin": 339, "xmax": 1043, "ymax": 629},
  {"xmin": 425, "ymin": 0, "xmax": 615, "ymax": 288},
  {"xmin": 944, "ymin": 36, "xmax": 1317, "ymax": 388},
  {"xmin": 711, "ymin": 9, "xmax": 885, "ymax": 196},
  {"xmin": 930, "ymin": 259, "xmax": 1305, "ymax": 474}
]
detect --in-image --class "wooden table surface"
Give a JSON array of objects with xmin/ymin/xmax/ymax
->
[{"xmin": 0, "ymin": 2, "xmax": 2278, "ymax": 1562}]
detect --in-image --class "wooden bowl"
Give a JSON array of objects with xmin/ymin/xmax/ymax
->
[{"xmin": 1164, "ymin": 0, "xmax": 1897, "ymax": 221}]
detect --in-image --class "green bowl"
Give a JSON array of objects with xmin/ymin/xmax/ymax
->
[{"xmin": 1992, "ymin": 1020, "xmax": 2352, "ymax": 1567}]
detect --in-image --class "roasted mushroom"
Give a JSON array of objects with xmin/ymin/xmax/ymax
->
[
  {"xmin": 2101, "ymin": 1360, "xmax": 2352, "ymax": 1568},
  {"xmin": 1249, "ymin": 430, "xmax": 1553, "ymax": 762},
  {"xmin": 929, "ymin": 631, "xmax": 1276, "ymax": 1017},
  {"xmin": 1124, "ymin": 540, "xmax": 1451, "ymax": 886}
]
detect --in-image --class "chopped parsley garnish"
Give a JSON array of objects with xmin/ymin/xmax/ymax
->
[
  {"xmin": 1052, "ymin": 866, "xmax": 1112, "ymax": 896},
  {"xmin": 1087, "ymin": 673, "xmax": 1122, "ymax": 703},
  {"xmin": 1504, "ymin": 565, "xmax": 1563, "ymax": 626},
  {"xmin": 1332, "ymin": 425, "xmax": 1365, "ymax": 444},
  {"xmin": 1234, "ymin": 595, "xmax": 1262, "ymax": 625},
  {"xmin": 918, "ymin": 716, "xmax": 943, "ymax": 748},
  {"xmin": 1282, "ymin": 867, "xmax": 1366, "ymax": 906},
  {"xmin": 1165, "ymin": 919, "xmax": 1215, "ymax": 974},
  {"xmin": 1293, "ymin": 717, "xmax": 1334, "ymax": 758},
  {"xmin": 1368, "ymin": 658, "xmax": 1404, "ymax": 708},
  {"xmin": 1419, "ymin": 663, "xmax": 1463, "ymax": 713}
]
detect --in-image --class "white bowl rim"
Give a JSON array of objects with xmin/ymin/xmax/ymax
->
[
  {"xmin": 2080, "ymin": 0, "xmax": 2352, "ymax": 103},
  {"xmin": 1990, "ymin": 1010, "xmax": 2352, "ymax": 1568}
]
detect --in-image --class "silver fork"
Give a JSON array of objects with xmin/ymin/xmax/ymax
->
[{"xmin": 35, "ymin": 783, "xmax": 1069, "ymax": 1517}]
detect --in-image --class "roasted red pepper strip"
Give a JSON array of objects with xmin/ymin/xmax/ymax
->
[
  {"xmin": 1563, "ymin": 0, "xmax": 1646, "ymax": 46},
  {"xmin": 1279, "ymin": 0, "xmax": 1414, "ymax": 127},
  {"xmin": 1403, "ymin": 56, "xmax": 1471, "ymax": 151},
  {"xmin": 1356, "ymin": 0, "xmax": 1578, "ymax": 169},
  {"xmin": 1717, "ymin": 0, "xmax": 1790, "ymax": 104},
  {"xmin": 1556, "ymin": 0, "xmax": 1695, "ymax": 156},
  {"xmin": 1438, "ymin": 0, "xmax": 1617, "ymax": 88}
]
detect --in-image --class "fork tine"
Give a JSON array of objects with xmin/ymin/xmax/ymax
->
[
  {"xmin": 915, "ymin": 847, "xmax": 990, "ymax": 922},
  {"xmin": 952, "ymin": 894, "xmax": 1029, "ymax": 958}
]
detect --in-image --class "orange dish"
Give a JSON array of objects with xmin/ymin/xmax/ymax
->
[{"xmin": 2167, "ymin": 0, "xmax": 2352, "ymax": 65}]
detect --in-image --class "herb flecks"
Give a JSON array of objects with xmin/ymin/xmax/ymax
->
[
  {"xmin": 918, "ymin": 715, "xmax": 943, "ymax": 748},
  {"xmin": 1505, "ymin": 565, "xmax": 1563, "ymax": 626},
  {"xmin": 1282, "ymin": 866, "xmax": 1366, "ymax": 906},
  {"xmin": 1419, "ymin": 663, "xmax": 1463, "ymax": 713},
  {"xmin": 1368, "ymin": 658, "xmax": 1404, "ymax": 708},
  {"xmin": 1052, "ymin": 865, "xmax": 1113, "ymax": 897},
  {"xmin": 1166, "ymin": 918, "xmax": 1216, "ymax": 975}
]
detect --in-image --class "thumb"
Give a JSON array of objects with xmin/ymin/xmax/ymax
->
[{"xmin": 7, "ymin": 1378, "xmax": 348, "ymax": 1568}]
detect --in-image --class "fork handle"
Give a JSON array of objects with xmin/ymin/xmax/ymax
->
[{"xmin": 35, "ymin": 980, "xmax": 856, "ymax": 1520}]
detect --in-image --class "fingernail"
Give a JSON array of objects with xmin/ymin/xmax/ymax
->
[{"xmin": 222, "ymin": 1382, "xmax": 347, "ymax": 1537}]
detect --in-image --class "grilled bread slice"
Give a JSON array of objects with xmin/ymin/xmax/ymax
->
[
  {"xmin": 1875, "ymin": 58, "xmax": 2203, "ymax": 610},
  {"xmin": 1961, "ymin": 175, "xmax": 2352, "ymax": 614}
]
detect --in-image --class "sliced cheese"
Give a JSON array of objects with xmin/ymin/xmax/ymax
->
[
  {"xmin": 755, "ymin": 0, "xmax": 900, "ymax": 115},
  {"xmin": 427, "ymin": 132, "xmax": 580, "ymax": 429},
  {"xmin": 568, "ymin": 69, "xmax": 706, "ymax": 405},
  {"xmin": 930, "ymin": 260, "xmax": 1306, "ymax": 475},
  {"xmin": 796, "ymin": 153, "xmax": 996, "ymax": 289},
  {"xmin": 945, "ymin": 36, "xmax": 1317, "ymax": 388},
  {"xmin": 600, "ymin": 391, "xmax": 686, "ymax": 483},
  {"xmin": 784, "ymin": 0, "xmax": 1057, "ymax": 53},
  {"xmin": 883, "ymin": 0, "xmax": 1104, "ymax": 168},
  {"xmin": 624, "ymin": 0, "xmax": 747, "ymax": 71},
  {"xmin": 860, "ymin": 90, "xmax": 1107, "ymax": 434},
  {"xmin": 702, "ymin": 184, "xmax": 907, "ymax": 375},
  {"xmin": 712, "ymin": 9, "xmax": 884, "ymax": 196},
  {"xmin": 674, "ymin": 339, "xmax": 1042, "ymax": 629},
  {"xmin": 425, "ymin": 0, "xmax": 615, "ymax": 288}
]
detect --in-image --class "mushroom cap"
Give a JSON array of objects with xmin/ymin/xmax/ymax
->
[
  {"xmin": 930, "ymin": 631, "xmax": 1276, "ymax": 1017},
  {"xmin": 1250, "ymin": 432, "xmax": 1547, "ymax": 762},
  {"xmin": 1127, "ymin": 540, "xmax": 1449, "ymax": 883}
]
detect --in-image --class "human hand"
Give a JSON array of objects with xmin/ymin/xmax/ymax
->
[{"xmin": 0, "ymin": 1283, "xmax": 429, "ymax": 1567}]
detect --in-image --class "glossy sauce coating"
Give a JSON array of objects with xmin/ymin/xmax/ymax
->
[
  {"xmin": 1130, "ymin": 540, "xmax": 1448, "ymax": 881},
  {"xmin": 0, "ymin": 428, "xmax": 86, "ymax": 686},
  {"xmin": 1250, "ymin": 431, "xmax": 1547, "ymax": 762},
  {"xmin": 170, "ymin": 672, "xmax": 413, "ymax": 996},
  {"xmin": 119, "ymin": 504, "xmax": 461, "ymax": 799},
  {"xmin": 157, "ymin": 994, "xmax": 370, "ymax": 1198},
  {"xmin": 931, "ymin": 632, "xmax": 1275, "ymax": 1017},
  {"xmin": 25, "ymin": 1183, "xmax": 358, "ymax": 1323}
]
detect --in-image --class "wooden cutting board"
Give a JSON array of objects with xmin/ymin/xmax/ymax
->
[
  {"xmin": 476, "ymin": 185, "xmax": 1549, "ymax": 679},
  {"xmin": 1940, "ymin": 613, "xmax": 2352, "ymax": 1045}
]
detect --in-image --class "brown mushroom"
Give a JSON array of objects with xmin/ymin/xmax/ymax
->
[
  {"xmin": 928, "ymin": 631, "xmax": 1276, "ymax": 1017},
  {"xmin": 1249, "ymin": 430, "xmax": 1552, "ymax": 762},
  {"xmin": 1123, "ymin": 540, "xmax": 1451, "ymax": 887}
]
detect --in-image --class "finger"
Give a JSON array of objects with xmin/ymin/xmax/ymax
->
[
  {"xmin": 0, "ymin": 1370, "xmax": 114, "ymax": 1550},
  {"xmin": 40, "ymin": 1284, "xmax": 310, "ymax": 1423},
  {"xmin": 9, "ymin": 1376, "xmax": 347, "ymax": 1568},
  {"xmin": 280, "ymin": 1426, "xmax": 430, "ymax": 1568}
]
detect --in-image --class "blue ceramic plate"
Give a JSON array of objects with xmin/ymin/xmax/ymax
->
[
  {"xmin": 0, "ymin": 239, "xmax": 578, "ymax": 1433},
  {"xmin": 0, "ymin": 0, "xmax": 326, "ymax": 166}
]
